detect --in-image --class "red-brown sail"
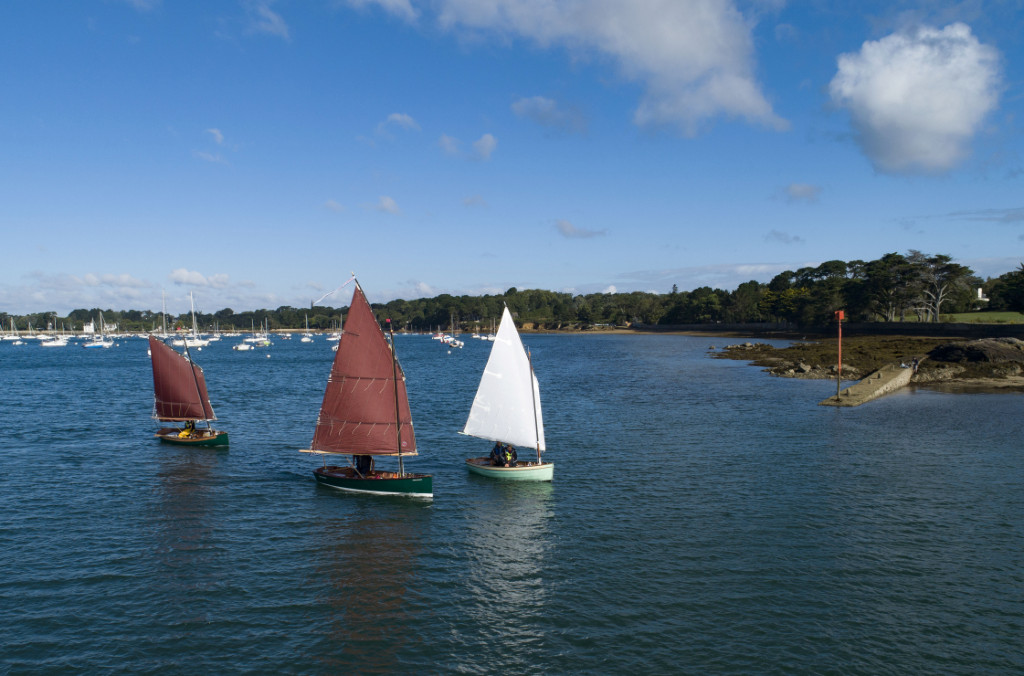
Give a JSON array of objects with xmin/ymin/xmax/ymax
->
[
  {"xmin": 310, "ymin": 285, "xmax": 416, "ymax": 456},
  {"xmin": 149, "ymin": 335, "xmax": 216, "ymax": 421}
]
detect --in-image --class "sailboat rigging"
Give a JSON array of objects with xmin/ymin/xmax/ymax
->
[
  {"xmin": 172, "ymin": 291, "xmax": 209, "ymax": 348},
  {"xmin": 300, "ymin": 279, "xmax": 432, "ymax": 498},
  {"xmin": 462, "ymin": 305, "xmax": 552, "ymax": 480},
  {"xmin": 149, "ymin": 335, "xmax": 228, "ymax": 446}
]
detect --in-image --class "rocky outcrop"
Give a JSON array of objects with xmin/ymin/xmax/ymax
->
[
  {"xmin": 715, "ymin": 336, "xmax": 1024, "ymax": 391},
  {"xmin": 927, "ymin": 337, "xmax": 1024, "ymax": 364},
  {"xmin": 720, "ymin": 343, "xmax": 860, "ymax": 380}
]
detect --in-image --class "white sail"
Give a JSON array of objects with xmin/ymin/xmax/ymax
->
[{"xmin": 462, "ymin": 306, "xmax": 545, "ymax": 451}]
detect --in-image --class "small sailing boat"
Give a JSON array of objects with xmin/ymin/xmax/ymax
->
[
  {"xmin": 300, "ymin": 313, "xmax": 314, "ymax": 342},
  {"xmin": 462, "ymin": 306, "xmax": 551, "ymax": 480},
  {"xmin": 82, "ymin": 312, "xmax": 113, "ymax": 348},
  {"xmin": 172, "ymin": 291, "xmax": 210, "ymax": 348},
  {"xmin": 148, "ymin": 335, "xmax": 228, "ymax": 446},
  {"xmin": 300, "ymin": 280, "xmax": 432, "ymax": 498}
]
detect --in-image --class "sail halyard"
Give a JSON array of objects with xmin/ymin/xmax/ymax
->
[
  {"xmin": 308, "ymin": 284, "xmax": 417, "ymax": 457},
  {"xmin": 149, "ymin": 336, "xmax": 217, "ymax": 422},
  {"xmin": 462, "ymin": 305, "xmax": 545, "ymax": 451}
]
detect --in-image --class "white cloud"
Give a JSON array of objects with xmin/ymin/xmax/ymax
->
[
  {"xmin": 344, "ymin": 0, "xmax": 418, "ymax": 22},
  {"xmin": 439, "ymin": 133, "xmax": 496, "ymax": 159},
  {"xmin": 324, "ymin": 199, "xmax": 345, "ymax": 212},
  {"xmin": 775, "ymin": 23, "xmax": 798, "ymax": 42},
  {"xmin": 430, "ymin": 0, "xmax": 786, "ymax": 136},
  {"xmin": 785, "ymin": 183, "xmax": 821, "ymax": 203},
  {"xmin": 555, "ymin": 219, "xmax": 605, "ymax": 238},
  {"xmin": 193, "ymin": 150, "xmax": 227, "ymax": 164},
  {"xmin": 473, "ymin": 133, "xmax": 497, "ymax": 160},
  {"xmin": 377, "ymin": 113, "xmax": 421, "ymax": 137},
  {"xmin": 245, "ymin": 0, "xmax": 291, "ymax": 40},
  {"xmin": 602, "ymin": 285, "xmax": 617, "ymax": 294},
  {"xmin": 169, "ymin": 268, "xmax": 230, "ymax": 288},
  {"xmin": 120, "ymin": 0, "xmax": 160, "ymax": 10},
  {"xmin": 207, "ymin": 128, "xmax": 224, "ymax": 144},
  {"xmin": 385, "ymin": 113, "xmax": 420, "ymax": 130},
  {"xmin": 829, "ymin": 23, "xmax": 1001, "ymax": 174},
  {"xmin": 765, "ymin": 229, "xmax": 804, "ymax": 244},
  {"xmin": 375, "ymin": 195, "xmax": 401, "ymax": 214},
  {"xmin": 944, "ymin": 207, "xmax": 1024, "ymax": 223},
  {"xmin": 82, "ymin": 273, "xmax": 149, "ymax": 288},
  {"xmin": 438, "ymin": 133, "xmax": 460, "ymax": 155},
  {"xmin": 0, "ymin": 271, "xmax": 156, "ymax": 314},
  {"xmin": 511, "ymin": 95, "xmax": 585, "ymax": 132}
]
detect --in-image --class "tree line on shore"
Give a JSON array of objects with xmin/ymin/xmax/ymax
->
[{"xmin": 5, "ymin": 252, "xmax": 1024, "ymax": 333}]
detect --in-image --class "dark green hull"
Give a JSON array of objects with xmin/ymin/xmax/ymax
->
[
  {"xmin": 314, "ymin": 465, "xmax": 432, "ymax": 498},
  {"xmin": 155, "ymin": 429, "xmax": 229, "ymax": 447}
]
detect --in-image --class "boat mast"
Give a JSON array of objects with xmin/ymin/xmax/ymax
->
[
  {"xmin": 527, "ymin": 346, "xmax": 542, "ymax": 465},
  {"xmin": 179, "ymin": 332, "xmax": 210, "ymax": 431},
  {"xmin": 386, "ymin": 316, "xmax": 405, "ymax": 477}
]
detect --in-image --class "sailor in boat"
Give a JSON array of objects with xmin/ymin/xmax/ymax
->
[
  {"xmin": 178, "ymin": 420, "xmax": 196, "ymax": 438},
  {"xmin": 489, "ymin": 442, "xmax": 517, "ymax": 467},
  {"xmin": 354, "ymin": 454, "xmax": 374, "ymax": 477}
]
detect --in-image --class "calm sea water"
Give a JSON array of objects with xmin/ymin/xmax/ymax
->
[{"xmin": 1, "ymin": 334, "xmax": 1022, "ymax": 674}]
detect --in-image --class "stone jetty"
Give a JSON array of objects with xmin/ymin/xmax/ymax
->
[{"xmin": 819, "ymin": 363, "xmax": 915, "ymax": 407}]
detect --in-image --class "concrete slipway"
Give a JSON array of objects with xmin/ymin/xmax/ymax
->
[{"xmin": 819, "ymin": 363, "xmax": 916, "ymax": 407}]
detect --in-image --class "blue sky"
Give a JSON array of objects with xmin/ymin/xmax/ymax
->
[{"xmin": 2, "ymin": 0, "xmax": 1023, "ymax": 315}]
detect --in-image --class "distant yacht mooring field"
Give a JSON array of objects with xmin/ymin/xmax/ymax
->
[{"xmin": 1, "ymin": 334, "xmax": 1021, "ymax": 673}]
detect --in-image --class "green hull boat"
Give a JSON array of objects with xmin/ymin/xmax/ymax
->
[
  {"xmin": 466, "ymin": 457, "xmax": 553, "ymax": 481},
  {"xmin": 302, "ymin": 281, "xmax": 431, "ymax": 499},
  {"xmin": 461, "ymin": 306, "xmax": 552, "ymax": 483},
  {"xmin": 155, "ymin": 428, "xmax": 229, "ymax": 447},
  {"xmin": 314, "ymin": 465, "xmax": 432, "ymax": 498},
  {"xmin": 149, "ymin": 335, "xmax": 228, "ymax": 449}
]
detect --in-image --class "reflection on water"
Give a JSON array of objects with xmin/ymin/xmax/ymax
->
[
  {"xmin": 313, "ymin": 498, "xmax": 429, "ymax": 672},
  {"xmin": 152, "ymin": 448, "xmax": 224, "ymax": 622},
  {"xmin": 453, "ymin": 479, "xmax": 554, "ymax": 671}
]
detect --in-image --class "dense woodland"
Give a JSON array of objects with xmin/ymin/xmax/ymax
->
[{"xmin": 6, "ymin": 252, "xmax": 1024, "ymax": 333}]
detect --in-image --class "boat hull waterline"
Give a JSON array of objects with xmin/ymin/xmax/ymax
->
[
  {"xmin": 465, "ymin": 457, "xmax": 553, "ymax": 481},
  {"xmin": 314, "ymin": 465, "xmax": 433, "ymax": 497},
  {"xmin": 155, "ymin": 428, "xmax": 229, "ymax": 447}
]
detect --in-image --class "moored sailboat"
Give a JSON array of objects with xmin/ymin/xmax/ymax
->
[
  {"xmin": 83, "ymin": 312, "xmax": 114, "ymax": 348},
  {"xmin": 171, "ymin": 291, "xmax": 210, "ymax": 348},
  {"xmin": 300, "ymin": 280, "xmax": 432, "ymax": 498},
  {"xmin": 462, "ymin": 305, "xmax": 552, "ymax": 480},
  {"xmin": 148, "ymin": 335, "xmax": 228, "ymax": 446}
]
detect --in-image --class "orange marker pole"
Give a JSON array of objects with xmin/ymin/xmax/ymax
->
[{"xmin": 835, "ymin": 310, "xmax": 844, "ymax": 400}]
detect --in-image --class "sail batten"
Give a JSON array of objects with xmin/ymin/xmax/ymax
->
[
  {"xmin": 462, "ymin": 306, "xmax": 545, "ymax": 450},
  {"xmin": 149, "ymin": 336, "xmax": 217, "ymax": 421},
  {"xmin": 310, "ymin": 285, "xmax": 416, "ymax": 456}
]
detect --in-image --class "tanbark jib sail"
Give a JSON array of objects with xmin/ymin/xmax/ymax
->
[
  {"xmin": 462, "ymin": 306, "xmax": 545, "ymax": 451},
  {"xmin": 149, "ymin": 335, "xmax": 216, "ymax": 421},
  {"xmin": 310, "ymin": 285, "xmax": 416, "ymax": 456}
]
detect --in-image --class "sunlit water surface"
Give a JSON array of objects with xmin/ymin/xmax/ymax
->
[{"xmin": 1, "ymin": 335, "xmax": 1022, "ymax": 673}]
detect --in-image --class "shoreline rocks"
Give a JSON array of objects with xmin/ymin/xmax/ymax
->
[{"xmin": 714, "ymin": 336, "xmax": 1024, "ymax": 390}]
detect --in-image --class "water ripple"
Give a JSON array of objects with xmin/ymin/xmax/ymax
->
[{"xmin": 1, "ymin": 336, "xmax": 1022, "ymax": 673}]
